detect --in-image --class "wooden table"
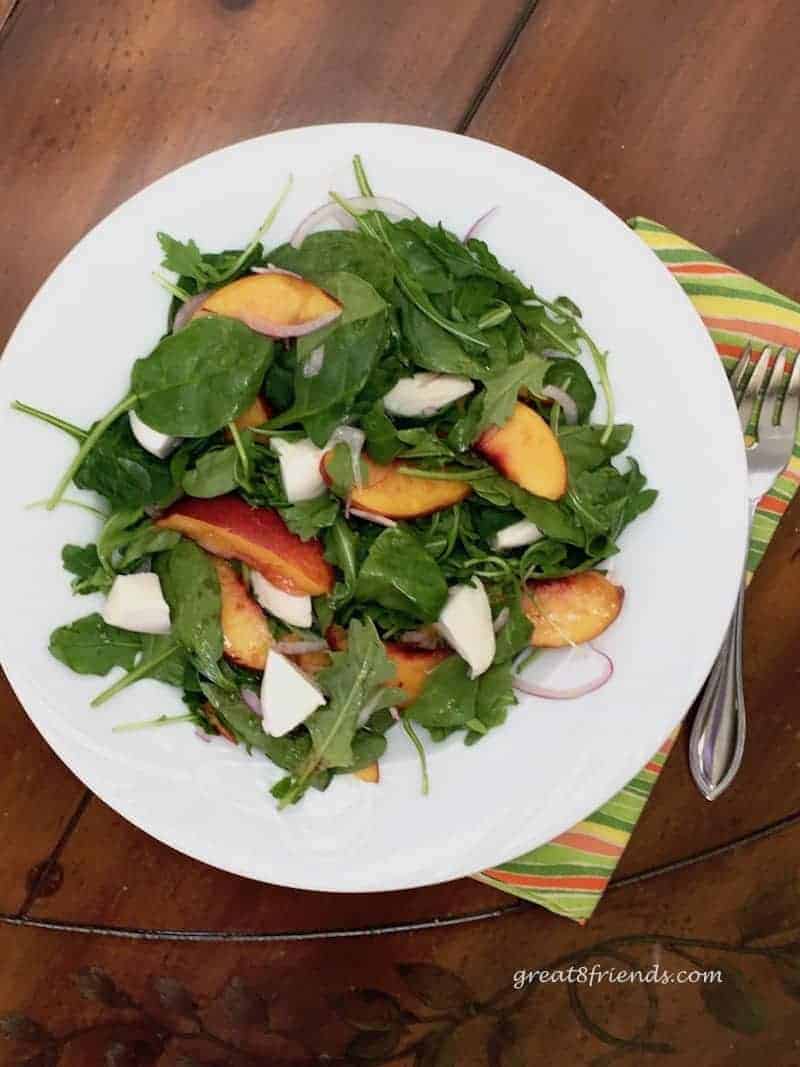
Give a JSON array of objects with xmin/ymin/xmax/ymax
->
[{"xmin": 3, "ymin": 2, "xmax": 800, "ymax": 1063}]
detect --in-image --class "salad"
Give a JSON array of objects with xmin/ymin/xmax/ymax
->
[{"xmin": 13, "ymin": 156, "xmax": 656, "ymax": 808}]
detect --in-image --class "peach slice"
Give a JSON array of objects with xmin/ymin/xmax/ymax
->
[
  {"xmin": 522, "ymin": 571, "xmax": 624, "ymax": 648},
  {"xmin": 321, "ymin": 452, "xmax": 471, "ymax": 519},
  {"xmin": 197, "ymin": 273, "xmax": 341, "ymax": 335},
  {"xmin": 328, "ymin": 626, "xmax": 449, "ymax": 708},
  {"xmin": 229, "ymin": 395, "xmax": 272, "ymax": 435},
  {"xmin": 477, "ymin": 401, "xmax": 568, "ymax": 501},
  {"xmin": 211, "ymin": 558, "xmax": 271, "ymax": 670},
  {"xmin": 156, "ymin": 495, "xmax": 334, "ymax": 596},
  {"xmin": 355, "ymin": 763, "xmax": 380, "ymax": 783}
]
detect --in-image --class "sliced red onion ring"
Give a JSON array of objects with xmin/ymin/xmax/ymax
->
[
  {"xmin": 512, "ymin": 645, "xmax": 613, "ymax": 700},
  {"xmin": 463, "ymin": 206, "xmax": 499, "ymax": 243},
  {"xmin": 274, "ymin": 638, "xmax": 329, "ymax": 655},
  {"xmin": 302, "ymin": 345, "xmax": 325, "ymax": 379},
  {"xmin": 172, "ymin": 290, "xmax": 209, "ymax": 332},
  {"xmin": 251, "ymin": 264, "xmax": 303, "ymax": 279},
  {"xmin": 541, "ymin": 384, "xmax": 578, "ymax": 425},
  {"xmin": 348, "ymin": 507, "xmax": 397, "ymax": 528},
  {"xmin": 492, "ymin": 606, "xmax": 510, "ymax": 634},
  {"xmin": 194, "ymin": 726, "xmax": 212, "ymax": 743},
  {"xmin": 398, "ymin": 629, "xmax": 441, "ymax": 650},
  {"xmin": 327, "ymin": 425, "xmax": 366, "ymax": 487},
  {"xmin": 390, "ymin": 707, "xmax": 402, "ymax": 722},
  {"xmin": 238, "ymin": 307, "xmax": 342, "ymax": 339},
  {"xmin": 290, "ymin": 196, "xmax": 416, "ymax": 248},
  {"xmin": 241, "ymin": 688, "xmax": 263, "ymax": 717}
]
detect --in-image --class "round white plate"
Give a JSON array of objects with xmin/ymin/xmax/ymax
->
[{"xmin": 0, "ymin": 124, "xmax": 747, "ymax": 892}]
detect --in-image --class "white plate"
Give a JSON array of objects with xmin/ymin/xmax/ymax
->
[{"xmin": 0, "ymin": 124, "xmax": 748, "ymax": 892}]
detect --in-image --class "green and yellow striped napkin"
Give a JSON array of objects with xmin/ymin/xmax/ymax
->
[{"xmin": 474, "ymin": 218, "xmax": 800, "ymax": 922}]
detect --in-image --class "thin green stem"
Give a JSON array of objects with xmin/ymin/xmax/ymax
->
[
  {"xmin": 227, "ymin": 421, "xmax": 252, "ymax": 490},
  {"xmin": 402, "ymin": 717, "xmax": 429, "ymax": 796},
  {"xmin": 91, "ymin": 639, "xmax": 180, "ymax": 708},
  {"xmin": 353, "ymin": 154, "xmax": 374, "ymax": 197},
  {"xmin": 113, "ymin": 713, "xmax": 195, "ymax": 733},
  {"xmin": 332, "ymin": 515, "xmax": 358, "ymax": 587},
  {"xmin": 11, "ymin": 401, "xmax": 88, "ymax": 441},
  {"xmin": 46, "ymin": 393, "xmax": 136, "ymax": 511},
  {"xmin": 223, "ymin": 174, "xmax": 293, "ymax": 280},
  {"xmin": 152, "ymin": 272, "xmax": 191, "ymax": 302},
  {"xmin": 396, "ymin": 465, "xmax": 494, "ymax": 482},
  {"xmin": 579, "ymin": 330, "xmax": 615, "ymax": 444},
  {"xmin": 26, "ymin": 497, "xmax": 108, "ymax": 519}
]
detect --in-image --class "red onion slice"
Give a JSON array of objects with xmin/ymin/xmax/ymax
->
[
  {"xmin": 302, "ymin": 345, "xmax": 325, "ymax": 379},
  {"xmin": 398, "ymin": 629, "xmax": 441, "ymax": 650},
  {"xmin": 274, "ymin": 638, "xmax": 329, "ymax": 655},
  {"xmin": 512, "ymin": 645, "xmax": 613, "ymax": 700},
  {"xmin": 463, "ymin": 206, "xmax": 499, "ymax": 243},
  {"xmin": 194, "ymin": 726, "xmax": 212, "ymax": 743},
  {"xmin": 237, "ymin": 307, "xmax": 342, "ymax": 339},
  {"xmin": 541, "ymin": 384, "xmax": 578, "ymax": 425},
  {"xmin": 241, "ymin": 688, "xmax": 263, "ymax": 717},
  {"xmin": 290, "ymin": 196, "xmax": 416, "ymax": 248},
  {"xmin": 348, "ymin": 507, "xmax": 397, "ymax": 528},
  {"xmin": 251, "ymin": 264, "xmax": 303, "ymax": 279},
  {"xmin": 172, "ymin": 290, "xmax": 209, "ymax": 332},
  {"xmin": 492, "ymin": 606, "xmax": 510, "ymax": 634}
]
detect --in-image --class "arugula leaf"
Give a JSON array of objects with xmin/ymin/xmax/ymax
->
[
  {"xmin": 132, "ymin": 317, "xmax": 273, "ymax": 437},
  {"xmin": 397, "ymin": 291, "xmax": 486, "ymax": 377},
  {"xmin": 49, "ymin": 614, "xmax": 142, "ymax": 675},
  {"xmin": 408, "ymin": 656, "xmax": 478, "ymax": 730},
  {"xmin": 473, "ymin": 356, "xmax": 551, "ymax": 438},
  {"xmin": 62, "ymin": 543, "xmax": 110, "ymax": 595},
  {"xmin": 493, "ymin": 596, "xmax": 533, "ymax": 663},
  {"xmin": 361, "ymin": 402, "xmax": 402, "ymax": 464},
  {"xmin": 266, "ymin": 231, "xmax": 395, "ymax": 297},
  {"xmin": 278, "ymin": 494, "xmax": 339, "ymax": 541},
  {"xmin": 138, "ymin": 633, "xmax": 191, "ymax": 687},
  {"xmin": 467, "ymin": 662, "xmax": 518, "ymax": 744},
  {"xmin": 471, "ymin": 474, "xmax": 584, "ymax": 545},
  {"xmin": 396, "ymin": 427, "xmax": 457, "ymax": 462},
  {"xmin": 156, "ymin": 541, "xmax": 223, "ymax": 679},
  {"xmin": 558, "ymin": 423, "xmax": 633, "ymax": 479},
  {"xmin": 182, "ymin": 446, "xmax": 238, "ymax": 497},
  {"xmin": 355, "ymin": 527, "xmax": 448, "ymax": 623},
  {"xmin": 73, "ymin": 415, "xmax": 177, "ymax": 510},
  {"xmin": 157, "ymin": 233, "xmax": 216, "ymax": 287}
]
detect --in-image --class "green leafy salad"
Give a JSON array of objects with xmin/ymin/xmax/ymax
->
[{"xmin": 13, "ymin": 156, "xmax": 656, "ymax": 807}]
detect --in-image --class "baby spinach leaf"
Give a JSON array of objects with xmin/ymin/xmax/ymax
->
[
  {"xmin": 467, "ymin": 662, "xmax": 517, "ymax": 743},
  {"xmin": 397, "ymin": 291, "xmax": 486, "ymax": 377},
  {"xmin": 278, "ymin": 494, "xmax": 339, "ymax": 541},
  {"xmin": 132, "ymin": 317, "xmax": 273, "ymax": 437},
  {"xmin": 324, "ymin": 442, "xmax": 368, "ymax": 498},
  {"xmin": 267, "ymin": 231, "xmax": 395, "ymax": 297},
  {"xmin": 470, "ymin": 474, "xmax": 584, "ymax": 545},
  {"xmin": 545, "ymin": 358, "xmax": 596, "ymax": 422},
  {"xmin": 355, "ymin": 527, "xmax": 448, "ymax": 623},
  {"xmin": 493, "ymin": 597, "xmax": 533, "ymax": 663},
  {"xmin": 73, "ymin": 415, "xmax": 177, "ymax": 510},
  {"xmin": 557, "ymin": 422, "xmax": 632, "ymax": 480},
  {"xmin": 182, "ymin": 446, "xmax": 238, "ymax": 497},
  {"xmin": 396, "ymin": 427, "xmax": 457, "ymax": 462},
  {"xmin": 361, "ymin": 402, "xmax": 402, "ymax": 464},
  {"xmin": 139, "ymin": 633, "xmax": 191, "ymax": 687},
  {"xmin": 115, "ymin": 524, "xmax": 181, "ymax": 571},
  {"xmin": 156, "ymin": 541, "xmax": 223, "ymax": 679},
  {"xmin": 49, "ymin": 614, "xmax": 142, "ymax": 675},
  {"xmin": 341, "ymin": 727, "xmax": 389, "ymax": 772},
  {"xmin": 473, "ymin": 356, "xmax": 551, "ymax": 438},
  {"xmin": 408, "ymin": 656, "xmax": 478, "ymax": 730}
]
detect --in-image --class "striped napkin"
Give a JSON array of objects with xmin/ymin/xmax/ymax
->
[{"xmin": 474, "ymin": 218, "xmax": 800, "ymax": 922}]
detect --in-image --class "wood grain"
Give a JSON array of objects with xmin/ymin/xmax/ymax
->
[
  {"xmin": 0, "ymin": 0, "xmax": 529, "ymax": 916},
  {"xmin": 2, "ymin": 818, "xmax": 799, "ymax": 1064}
]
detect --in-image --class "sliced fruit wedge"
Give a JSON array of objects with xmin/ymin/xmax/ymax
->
[
  {"xmin": 321, "ymin": 452, "xmax": 471, "ymax": 519},
  {"xmin": 477, "ymin": 401, "xmax": 567, "ymax": 500},
  {"xmin": 211, "ymin": 557, "xmax": 271, "ymax": 670},
  {"xmin": 522, "ymin": 571, "xmax": 624, "ymax": 647}
]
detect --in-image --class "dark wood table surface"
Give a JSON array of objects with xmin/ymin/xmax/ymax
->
[{"xmin": 3, "ymin": 2, "xmax": 800, "ymax": 1064}]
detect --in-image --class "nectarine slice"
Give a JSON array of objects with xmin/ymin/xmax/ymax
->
[
  {"xmin": 211, "ymin": 558, "xmax": 271, "ymax": 670},
  {"xmin": 355, "ymin": 762, "xmax": 380, "ymax": 783},
  {"xmin": 321, "ymin": 452, "xmax": 471, "ymax": 519},
  {"xmin": 522, "ymin": 571, "xmax": 624, "ymax": 647},
  {"xmin": 156, "ymin": 495, "xmax": 334, "ymax": 596},
  {"xmin": 232, "ymin": 395, "xmax": 272, "ymax": 433},
  {"xmin": 477, "ymin": 401, "xmax": 567, "ymax": 501},
  {"xmin": 197, "ymin": 273, "xmax": 341, "ymax": 334}
]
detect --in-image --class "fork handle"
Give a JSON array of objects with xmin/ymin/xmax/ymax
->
[{"xmin": 688, "ymin": 572, "xmax": 746, "ymax": 800}]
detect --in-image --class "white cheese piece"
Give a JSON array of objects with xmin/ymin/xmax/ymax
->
[
  {"xmin": 270, "ymin": 437, "xmax": 326, "ymax": 502},
  {"xmin": 491, "ymin": 519, "xmax": 543, "ymax": 551},
  {"xmin": 129, "ymin": 411, "xmax": 182, "ymax": 459},
  {"xmin": 101, "ymin": 573, "xmax": 172, "ymax": 635},
  {"xmin": 250, "ymin": 572, "xmax": 313, "ymax": 628},
  {"xmin": 261, "ymin": 650, "xmax": 326, "ymax": 736},
  {"xmin": 383, "ymin": 373, "xmax": 474, "ymax": 418},
  {"xmin": 436, "ymin": 578, "xmax": 495, "ymax": 678}
]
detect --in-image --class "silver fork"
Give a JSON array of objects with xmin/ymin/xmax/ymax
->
[{"xmin": 689, "ymin": 345, "xmax": 800, "ymax": 801}]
